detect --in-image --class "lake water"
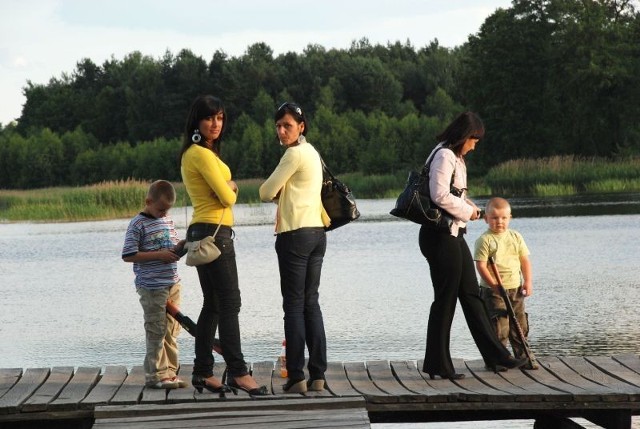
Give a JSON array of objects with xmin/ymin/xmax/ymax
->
[{"xmin": 2, "ymin": 195, "xmax": 640, "ymax": 428}]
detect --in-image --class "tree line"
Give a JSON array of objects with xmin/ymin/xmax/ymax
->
[{"xmin": 1, "ymin": 0, "xmax": 639, "ymax": 190}]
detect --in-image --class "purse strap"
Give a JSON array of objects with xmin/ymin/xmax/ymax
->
[
  {"xmin": 319, "ymin": 156, "xmax": 335, "ymax": 181},
  {"xmin": 212, "ymin": 208, "xmax": 226, "ymax": 239},
  {"xmin": 421, "ymin": 146, "xmax": 455, "ymax": 188}
]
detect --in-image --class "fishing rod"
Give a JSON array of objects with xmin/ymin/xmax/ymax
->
[
  {"xmin": 166, "ymin": 300, "xmax": 222, "ymax": 355},
  {"xmin": 487, "ymin": 256, "xmax": 538, "ymax": 369}
]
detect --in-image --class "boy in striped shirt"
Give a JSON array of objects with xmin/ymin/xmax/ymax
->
[{"xmin": 122, "ymin": 180, "xmax": 187, "ymax": 389}]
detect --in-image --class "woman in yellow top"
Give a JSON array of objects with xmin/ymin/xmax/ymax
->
[
  {"xmin": 259, "ymin": 102, "xmax": 329, "ymax": 393},
  {"xmin": 179, "ymin": 95, "xmax": 267, "ymax": 396}
]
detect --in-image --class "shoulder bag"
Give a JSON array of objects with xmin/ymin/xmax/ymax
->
[
  {"xmin": 320, "ymin": 157, "xmax": 360, "ymax": 231},
  {"xmin": 185, "ymin": 209, "xmax": 225, "ymax": 266},
  {"xmin": 389, "ymin": 147, "xmax": 454, "ymax": 228}
]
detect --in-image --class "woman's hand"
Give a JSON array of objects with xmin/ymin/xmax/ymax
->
[{"xmin": 227, "ymin": 180, "xmax": 238, "ymax": 194}]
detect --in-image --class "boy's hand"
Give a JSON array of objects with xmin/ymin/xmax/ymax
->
[
  {"xmin": 157, "ymin": 249, "xmax": 181, "ymax": 263},
  {"xmin": 522, "ymin": 282, "xmax": 533, "ymax": 297},
  {"xmin": 173, "ymin": 240, "xmax": 187, "ymax": 258}
]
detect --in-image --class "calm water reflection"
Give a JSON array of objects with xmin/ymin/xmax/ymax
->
[{"xmin": 1, "ymin": 195, "xmax": 639, "ymax": 428}]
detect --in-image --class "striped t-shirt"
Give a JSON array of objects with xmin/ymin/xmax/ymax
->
[{"xmin": 122, "ymin": 212, "xmax": 181, "ymax": 289}]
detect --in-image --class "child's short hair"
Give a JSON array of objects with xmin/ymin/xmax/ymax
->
[
  {"xmin": 147, "ymin": 180, "xmax": 176, "ymax": 204},
  {"xmin": 485, "ymin": 197, "xmax": 511, "ymax": 213}
]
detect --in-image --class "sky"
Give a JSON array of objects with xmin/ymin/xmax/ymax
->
[{"xmin": 0, "ymin": 0, "xmax": 513, "ymax": 126}]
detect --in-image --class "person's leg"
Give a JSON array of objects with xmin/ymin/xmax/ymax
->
[
  {"xmin": 508, "ymin": 287, "xmax": 534, "ymax": 363},
  {"xmin": 276, "ymin": 230, "xmax": 314, "ymax": 383},
  {"xmin": 457, "ymin": 240, "xmax": 513, "ymax": 367},
  {"xmin": 137, "ymin": 286, "xmax": 172, "ymax": 385},
  {"xmin": 193, "ymin": 264, "xmax": 219, "ymax": 378},
  {"xmin": 480, "ymin": 286, "xmax": 510, "ymax": 348},
  {"xmin": 208, "ymin": 236, "xmax": 248, "ymax": 378},
  {"xmin": 419, "ymin": 227, "xmax": 461, "ymax": 376},
  {"xmin": 303, "ymin": 230, "xmax": 327, "ymax": 381},
  {"xmin": 165, "ymin": 282, "xmax": 181, "ymax": 379}
]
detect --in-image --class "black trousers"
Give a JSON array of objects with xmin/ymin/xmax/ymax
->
[
  {"xmin": 419, "ymin": 225, "xmax": 511, "ymax": 375},
  {"xmin": 188, "ymin": 224, "xmax": 248, "ymax": 378}
]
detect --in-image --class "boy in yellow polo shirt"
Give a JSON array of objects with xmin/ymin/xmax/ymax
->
[{"xmin": 474, "ymin": 197, "xmax": 537, "ymax": 369}]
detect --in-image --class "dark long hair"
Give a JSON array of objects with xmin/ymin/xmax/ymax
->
[
  {"xmin": 179, "ymin": 95, "xmax": 226, "ymax": 161},
  {"xmin": 436, "ymin": 111, "xmax": 485, "ymax": 156}
]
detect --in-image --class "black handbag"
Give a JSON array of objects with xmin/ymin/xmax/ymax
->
[
  {"xmin": 320, "ymin": 158, "xmax": 360, "ymax": 231},
  {"xmin": 389, "ymin": 147, "xmax": 453, "ymax": 228}
]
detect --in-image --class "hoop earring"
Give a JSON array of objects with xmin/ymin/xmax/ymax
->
[
  {"xmin": 191, "ymin": 129, "xmax": 201, "ymax": 143},
  {"xmin": 297, "ymin": 135, "xmax": 304, "ymax": 144}
]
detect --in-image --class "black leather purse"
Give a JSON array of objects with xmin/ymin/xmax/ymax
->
[
  {"xmin": 320, "ymin": 157, "xmax": 360, "ymax": 231},
  {"xmin": 390, "ymin": 147, "xmax": 454, "ymax": 228}
]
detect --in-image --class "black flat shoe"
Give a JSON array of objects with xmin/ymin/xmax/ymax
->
[
  {"xmin": 491, "ymin": 356, "xmax": 528, "ymax": 373},
  {"xmin": 191, "ymin": 375, "xmax": 231, "ymax": 394},
  {"xmin": 227, "ymin": 377, "xmax": 270, "ymax": 396},
  {"xmin": 427, "ymin": 372, "xmax": 465, "ymax": 381}
]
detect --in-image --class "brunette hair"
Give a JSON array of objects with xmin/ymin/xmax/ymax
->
[
  {"xmin": 436, "ymin": 111, "xmax": 485, "ymax": 155},
  {"xmin": 179, "ymin": 95, "xmax": 226, "ymax": 159},
  {"xmin": 147, "ymin": 180, "xmax": 176, "ymax": 204}
]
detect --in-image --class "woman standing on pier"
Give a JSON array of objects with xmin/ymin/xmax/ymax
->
[
  {"xmin": 419, "ymin": 112, "xmax": 527, "ymax": 379},
  {"xmin": 259, "ymin": 102, "xmax": 330, "ymax": 394},
  {"xmin": 180, "ymin": 95, "xmax": 268, "ymax": 396}
]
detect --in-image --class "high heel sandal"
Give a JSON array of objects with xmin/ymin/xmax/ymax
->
[
  {"xmin": 427, "ymin": 372, "xmax": 465, "ymax": 381},
  {"xmin": 227, "ymin": 377, "xmax": 270, "ymax": 396},
  {"xmin": 191, "ymin": 375, "xmax": 231, "ymax": 394}
]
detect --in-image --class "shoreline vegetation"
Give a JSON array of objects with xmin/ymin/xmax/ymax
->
[{"xmin": 2, "ymin": 156, "xmax": 640, "ymax": 223}]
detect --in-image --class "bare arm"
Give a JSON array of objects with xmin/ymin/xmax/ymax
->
[
  {"xmin": 520, "ymin": 255, "xmax": 533, "ymax": 296},
  {"xmin": 475, "ymin": 260, "xmax": 497, "ymax": 289}
]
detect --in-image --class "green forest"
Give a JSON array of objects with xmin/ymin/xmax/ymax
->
[{"xmin": 1, "ymin": 0, "xmax": 639, "ymax": 191}]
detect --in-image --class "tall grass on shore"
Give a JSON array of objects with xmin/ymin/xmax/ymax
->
[{"xmin": 485, "ymin": 155, "xmax": 640, "ymax": 197}]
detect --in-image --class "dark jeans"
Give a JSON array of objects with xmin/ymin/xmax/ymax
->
[
  {"xmin": 275, "ymin": 227, "xmax": 327, "ymax": 381},
  {"xmin": 187, "ymin": 223, "xmax": 248, "ymax": 378},
  {"xmin": 419, "ymin": 225, "xmax": 511, "ymax": 375}
]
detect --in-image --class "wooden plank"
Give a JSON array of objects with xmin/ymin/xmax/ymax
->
[
  {"xmin": 0, "ymin": 368, "xmax": 22, "ymax": 400},
  {"xmin": 521, "ymin": 356, "xmax": 597, "ymax": 402},
  {"xmin": 166, "ymin": 364, "xmax": 195, "ymax": 403},
  {"xmin": 539, "ymin": 356, "xmax": 626, "ymax": 401},
  {"xmin": 587, "ymin": 355, "xmax": 640, "ymax": 390},
  {"xmin": 94, "ymin": 397, "xmax": 368, "ymax": 419},
  {"xmin": 465, "ymin": 360, "xmax": 542, "ymax": 401},
  {"xmin": 251, "ymin": 360, "xmax": 275, "ymax": 396},
  {"xmin": 344, "ymin": 361, "xmax": 391, "ymax": 401},
  {"xmin": 325, "ymin": 362, "xmax": 361, "ymax": 397},
  {"xmin": 560, "ymin": 356, "xmax": 640, "ymax": 399},
  {"xmin": 388, "ymin": 360, "xmax": 450, "ymax": 402},
  {"xmin": 493, "ymin": 362, "xmax": 573, "ymax": 401},
  {"xmin": 109, "ymin": 365, "xmax": 145, "ymax": 405},
  {"xmin": 80, "ymin": 366, "xmax": 128, "ymax": 409},
  {"xmin": 21, "ymin": 366, "xmax": 74, "ymax": 412},
  {"xmin": 94, "ymin": 408, "xmax": 371, "ymax": 428},
  {"xmin": 48, "ymin": 366, "xmax": 101, "ymax": 411},
  {"xmin": 449, "ymin": 358, "xmax": 512, "ymax": 402},
  {"xmin": 612, "ymin": 353, "xmax": 640, "ymax": 375},
  {"xmin": 0, "ymin": 367, "xmax": 49, "ymax": 414},
  {"xmin": 366, "ymin": 360, "xmax": 422, "ymax": 401}
]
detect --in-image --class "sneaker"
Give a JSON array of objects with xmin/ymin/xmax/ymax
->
[
  {"xmin": 147, "ymin": 377, "xmax": 180, "ymax": 389},
  {"xmin": 171, "ymin": 376, "xmax": 188, "ymax": 388}
]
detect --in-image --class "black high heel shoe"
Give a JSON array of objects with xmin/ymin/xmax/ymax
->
[
  {"xmin": 227, "ymin": 377, "xmax": 270, "ymax": 396},
  {"xmin": 427, "ymin": 372, "xmax": 465, "ymax": 381},
  {"xmin": 191, "ymin": 375, "xmax": 231, "ymax": 394}
]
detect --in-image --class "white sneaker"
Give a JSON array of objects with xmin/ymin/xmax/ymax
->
[{"xmin": 147, "ymin": 377, "xmax": 180, "ymax": 389}]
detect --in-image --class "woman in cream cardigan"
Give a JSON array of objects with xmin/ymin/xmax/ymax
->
[{"xmin": 259, "ymin": 102, "xmax": 330, "ymax": 394}]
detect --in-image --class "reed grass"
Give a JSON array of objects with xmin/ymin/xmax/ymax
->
[
  {"xmin": 2, "ymin": 157, "xmax": 640, "ymax": 222},
  {"xmin": 485, "ymin": 155, "xmax": 640, "ymax": 196}
]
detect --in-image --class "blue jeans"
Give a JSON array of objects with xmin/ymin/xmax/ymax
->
[
  {"xmin": 187, "ymin": 223, "xmax": 248, "ymax": 378},
  {"xmin": 275, "ymin": 227, "xmax": 327, "ymax": 381}
]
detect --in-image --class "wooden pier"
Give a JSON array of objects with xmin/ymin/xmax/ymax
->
[{"xmin": 2, "ymin": 354, "xmax": 640, "ymax": 428}]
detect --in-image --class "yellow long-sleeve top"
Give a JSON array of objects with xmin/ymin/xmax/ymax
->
[
  {"xmin": 181, "ymin": 144, "xmax": 236, "ymax": 226},
  {"xmin": 259, "ymin": 139, "xmax": 329, "ymax": 233}
]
